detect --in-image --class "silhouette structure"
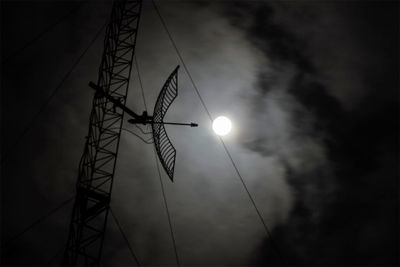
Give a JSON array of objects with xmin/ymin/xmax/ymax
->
[
  {"xmin": 63, "ymin": 0, "xmax": 197, "ymax": 264},
  {"xmin": 89, "ymin": 66, "xmax": 197, "ymax": 182},
  {"xmin": 62, "ymin": 1, "xmax": 142, "ymax": 264}
]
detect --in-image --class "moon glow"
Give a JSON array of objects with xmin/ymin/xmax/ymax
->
[{"xmin": 212, "ymin": 116, "xmax": 232, "ymax": 136}]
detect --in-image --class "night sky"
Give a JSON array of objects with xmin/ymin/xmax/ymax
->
[{"xmin": 1, "ymin": 0, "xmax": 399, "ymax": 266}]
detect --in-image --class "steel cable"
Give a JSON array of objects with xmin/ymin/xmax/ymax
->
[
  {"xmin": 1, "ymin": 22, "xmax": 107, "ymax": 165},
  {"xmin": 110, "ymin": 207, "xmax": 141, "ymax": 266},
  {"xmin": 151, "ymin": 0, "xmax": 287, "ymax": 265},
  {"xmin": 1, "ymin": 2, "xmax": 85, "ymax": 64},
  {"xmin": 135, "ymin": 51, "xmax": 180, "ymax": 266}
]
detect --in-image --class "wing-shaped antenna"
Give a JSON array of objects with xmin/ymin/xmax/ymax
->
[
  {"xmin": 152, "ymin": 65, "xmax": 179, "ymax": 181},
  {"xmin": 90, "ymin": 65, "xmax": 197, "ymax": 181}
]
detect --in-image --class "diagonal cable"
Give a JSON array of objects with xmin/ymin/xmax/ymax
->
[
  {"xmin": 5, "ymin": 197, "xmax": 74, "ymax": 247},
  {"xmin": 109, "ymin": 126, "xmax": 153, "ymax": 144},
  {"xmin": 46, "ymin": 243, "xmax": 66, "ymax": 265},
  {"xmin": 133, "ymin": 56, "xmax": 153, "ymax": 136},
  {"xmin": 109, "ymin": 207, "xmax": 141, "ymax": 266},
  {"xmin": 1, "ymin": 22, "xmax": 107, "ymax": 165},
  {"xmin": 153, "ymin": 147, "xmax": 180, "ymax": 267},
  {"xmin": 151, "ymin": 0, "xmax": 212, "ymax": 121},
  {"xmin": 2, "ymin": 2, "xmax": 84, "ymax": 64},
  {"xmin": 122, "ymin": 128, "xmax": 153, "ymax": 144},
  {"xmin": 134, "ymin": 55, "xmax": 148, "ymax": 111},
  {"xmin": 134, "ymin": 124, "xmax": 152, "ymax": 135},
  {"xmin": 134, "ymin": 52, "xmax": 180, "ymax": 266},
  {"xmin": 151, "ymin": 0, "xmax": 287, "ymax": 265}
]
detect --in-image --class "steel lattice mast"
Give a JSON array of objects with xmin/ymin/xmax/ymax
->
[{"xmin": 63, "ymin": 0, "xmax": 142, "ymax": 264}]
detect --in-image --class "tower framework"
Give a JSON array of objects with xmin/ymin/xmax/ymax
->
[{"xmin": 63, "ymin": 0, "xmax": 142, "ymax": 264}]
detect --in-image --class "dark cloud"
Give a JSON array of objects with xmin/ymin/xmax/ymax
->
[
  {"xmin": 1, "ymin": 0, "xmax": 398, "ymax": 266},
  {"xmin": 223, "ymin": 1, "xmax": 399, "ymax": 265}
]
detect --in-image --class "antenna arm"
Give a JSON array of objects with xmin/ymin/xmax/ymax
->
[
  {"xmin": 89, "ymin": 81, "xmax": 149, "ymax": 122},
  {"xmin": 127, "ymin": 121, "xmax": 198, "ymax": 127},
  {"xmin": 160, "ymin": 122, "xmax": 198, "ymax": 127}
]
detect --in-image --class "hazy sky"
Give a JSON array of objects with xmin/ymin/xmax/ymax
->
[{"xmin": 1, "ymin": 0, "xmax": 398, "ymax": 266}]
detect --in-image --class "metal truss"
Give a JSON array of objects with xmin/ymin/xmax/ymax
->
[
  {"xmin": 63, "ymin": 0, "xmax": 142, "ymax": 265},
  {"xmin": 91, "ymin": 65, "xmax": 194, "ymax": 183}
]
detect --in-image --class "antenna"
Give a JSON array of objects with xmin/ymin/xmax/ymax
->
[
  {"xmin": 89, "ymin": 65, "xmax": 198, "ymax": 181},
  {"xmin": 64, "ymin": 1, "xmax": 197, "ymax": 264}
]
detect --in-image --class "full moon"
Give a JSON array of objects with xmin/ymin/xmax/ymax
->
[{"xmin": 212, "ymin": 116, "xmax": 232, "ymax": 136}]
